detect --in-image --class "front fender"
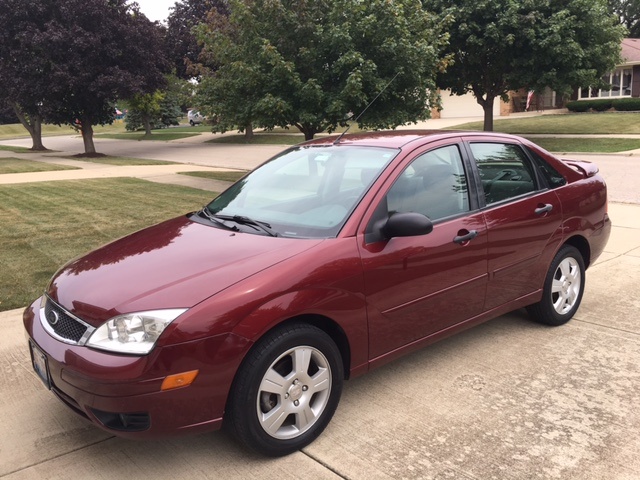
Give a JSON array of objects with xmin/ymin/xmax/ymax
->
[{"xmin": 231, "ymin": 287, "xmax": 369, "ymax": 375}]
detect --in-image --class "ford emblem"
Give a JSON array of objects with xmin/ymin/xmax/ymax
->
[{"xmin": 47, "ymin": 310, "xmax": 60, "ymax": 326}]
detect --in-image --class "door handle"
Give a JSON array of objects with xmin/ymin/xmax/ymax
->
[
  {"xmin": 535, "ymin": 204, "xmax": 553, "ymax": 215},
  {"xmin": 453, "ymin": 230, "xmax": 478, "ymax": 244}
]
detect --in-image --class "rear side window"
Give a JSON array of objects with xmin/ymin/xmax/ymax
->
[
  {"xmin": 526, "ymin": 147, "xmax": 567, "ymax": 188},
  {"xmin": 469, "ymin": 143, "xmax": 537, "ymax": 205}
]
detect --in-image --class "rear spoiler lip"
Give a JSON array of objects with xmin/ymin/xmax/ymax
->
[{"xmin": 561, "ymin": 158, "xmax": 599, "ymax": 177}]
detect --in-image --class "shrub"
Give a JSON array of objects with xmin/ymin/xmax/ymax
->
[
  {"xmin": 566, "ymin": 101, "xmax": 591, "ymax": 112},
  {"xmin": 567, "ymin": 98, "xmax": 640, "ymax": 112},
  {"xmin": 612, "ymin": 98, "xmax": 640, "ymax": 111}
]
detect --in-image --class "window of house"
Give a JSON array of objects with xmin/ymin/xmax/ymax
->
[{"xmin": 579, "ymin": 67, "xmax": 633, "ymax": 99}]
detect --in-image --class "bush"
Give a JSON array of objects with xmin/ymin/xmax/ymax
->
[
  {"xmin": 566, "ymin": 101, "xmax": 592, "ymax": 112},
  {"xmin": 567, "ymin": 98, "xmax": 640, "ymax": 112},
  {"xmin": 612, "ymin": 98, "xmax": 640, "ymax": 111}
]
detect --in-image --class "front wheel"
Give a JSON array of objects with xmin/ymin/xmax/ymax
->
[
  {"xmin": 527, "ymin": 245, "xmax": 585, "ymax": 326},
  {"xmin": 226, "ymin": 323, "xmax": 344, "ymax": 456}
]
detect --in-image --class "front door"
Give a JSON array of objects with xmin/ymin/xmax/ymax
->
[{"xmin": 358, "ymin": 143, "xmax": 489, "ymax": 359}]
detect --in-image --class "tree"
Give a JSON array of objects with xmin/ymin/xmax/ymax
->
[
  {"xmin": 36, "ymin": 0, "xmax": 169, "ymax": 154},
  {"xmin": 429, "ymin": 0, "xmax": 626, "ymax": 131},
  {"xmin": 610, "ymin": 0, "xmax": 640, "ymax": 37},
  {"xmin": 0, "ymin": 0, "xmax": 54, "ymax": 150},
  {"xmin": 196, "ymin": 0, "xmax": 451, "ymax": 140},
  {"xmin": 124, "ymin": 75, "xmax": 186, "ymax": 134},
  {"xmin": 165, "ymin": 0, "xmax": 229, "ymax": 79},
  {"xmin": 0, "ymin": 0, "xmax": 169, "ymax": 153}
]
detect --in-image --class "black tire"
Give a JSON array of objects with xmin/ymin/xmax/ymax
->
[
  {"xmin": 226, "ymin": 323, "xmax": 343, "ymax": 456},
  {"xmin": 527, "ymin": 245, "xmax": 585, "ymax": 326},
  {"xmin": 189, "ymin": 120, "xmax": 195, "ymax": 126}
]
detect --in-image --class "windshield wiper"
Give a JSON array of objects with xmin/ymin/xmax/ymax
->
[
  {"xmin": 198, "ymin": 207, "xmax": 239, "ymax": 232},
  {"xmin": 216, "ymin": 214, "xmax": 279, "ymax": 237}
]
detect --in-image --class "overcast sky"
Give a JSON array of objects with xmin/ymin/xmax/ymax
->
[{"xmin": 132, "ymin": 0, "xmax": 175, "ymax": 23}]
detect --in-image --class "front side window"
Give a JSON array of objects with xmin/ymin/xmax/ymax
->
[
  {"xmin": 469, "ymin": 143, "xmax": 537, "ymax": 205},
  {"xmin": 385, "ymin": 144, "xmax": 470, "ymax": 221},
  {"xmin": 205, "ymin": 145, "xmax": 398, "ymax": 238}
]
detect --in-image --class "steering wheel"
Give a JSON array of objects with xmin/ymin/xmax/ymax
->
[{"xmin": 492, "ymin": 169, "xmax": 520, "ymax": 181}]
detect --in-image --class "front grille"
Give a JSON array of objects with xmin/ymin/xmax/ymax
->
[{"xmin": 43, "ymin": 297, "xmax": 90, "ymax": 344}]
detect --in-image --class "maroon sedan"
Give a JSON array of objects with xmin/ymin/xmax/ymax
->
[{"xmin": 24, "ymin": 131, "xmax": 610, "ymax": 456}]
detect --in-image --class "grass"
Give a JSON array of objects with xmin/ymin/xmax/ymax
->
[
  {"xmin": 178, "ymin": 170, "xmax": 248, "ymax": 182},
  {"xmin": 0, "ymin": 145, "xmax": 33, "ymax": 153},
  {"xmin": 0, "ymin": 121, "xmax": 127, "ymax": 140},
  {"xmin": 207, "ymin": 134, "xmax": 305, "ymax": 145},
  {"xmin": 95, "ymin": 131, "xmax": 201, "ymax": 141},
  {"xmin": 0, "ymin": 178, "xmax": 214, "ymax": 311},
  {"xmin": 0, "ymin": 158, "xmax": 79, "ymax": 174},
  {"xmin": 449, "ymin": 113, "xmax": 640, "ymax": 134},
  {"xmin": 527, "ymin": 137, "xmax": 640, "ymax": 153},
  {"xmin": 60, "ymin": 156, "xmax": 176, "ymax": 166}
]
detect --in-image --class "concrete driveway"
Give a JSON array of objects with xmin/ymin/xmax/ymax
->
[{"xmin": 1, "ymin": 133, "xmax": 640, "ymax": 479}]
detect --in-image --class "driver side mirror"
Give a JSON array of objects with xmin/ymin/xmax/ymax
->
[
  {"xmin": 367, "ymin": 212, "xmax": 433, "ymax": 243},
  {"xmin": 383, "ymin": 212, "xmax": 433, "ymax": 238}
]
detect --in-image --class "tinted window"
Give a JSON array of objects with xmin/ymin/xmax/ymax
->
[
  {"xmin": 526, "ymin": 147, "xmax": 567, "ymax": 188},
  {"xmin": 469, "ymin": 143, "xmax": 537, "ymax": 205},
  {"xmin": 385, "ymin": 145, "xmax": 469, "ymax": 221}
]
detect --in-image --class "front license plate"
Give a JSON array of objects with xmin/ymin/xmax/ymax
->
[{"xmin": 29, "ymin": 341, "xmax": 51, "ymax": 390}]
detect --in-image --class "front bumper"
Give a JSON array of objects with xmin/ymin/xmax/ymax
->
[{"xmin": 23, "ymin": 298, "xmax": 249, "ymax": 439}]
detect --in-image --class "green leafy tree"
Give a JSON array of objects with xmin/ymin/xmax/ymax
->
[
  {"xmin": 165, "ymin": 0, "xmax": 229, "ymax": 79},
  {"xmin": 125, "ymin": 75, "xmax": 186, "ymax": 133},
  {"xmin": 429, "ymin": 0, "xmax": 625, "ymax": 131},
  {"xmin": 196, "ymin": 0, "xmax": 451, "ymax": 140},
  {"xmin": 610, "ymin": 0, "xmax": 640, "ymax": 37},
  {"xmin": 125, "ymin": 91, "xmax": 165, "ymax": 136}
]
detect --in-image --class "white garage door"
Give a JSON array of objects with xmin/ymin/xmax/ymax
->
[{"xmin": 439, "ymin": 90, "xmax": 502, "ymax": 118}]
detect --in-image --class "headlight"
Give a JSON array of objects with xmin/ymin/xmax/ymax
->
[{"xmin": 86, "ymin": 309, "xmax": 187, "ymax": 355}]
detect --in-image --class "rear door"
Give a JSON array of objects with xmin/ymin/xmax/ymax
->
[{"xmin": 464, "ymin": 140, "xmax": 563, "ymax": 310}]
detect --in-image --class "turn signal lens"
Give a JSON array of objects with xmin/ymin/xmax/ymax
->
[{"xmin": 161, "ymin": 370, "xmax": 199, "ymax": 391}]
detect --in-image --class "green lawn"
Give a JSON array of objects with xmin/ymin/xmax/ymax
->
[
  {"xmin": 0, "ymin": 158, "xmax": 79, "ymax": 174},
  {"xmin": 96, "ymin": 131, "xmax": 201, "ymax": 141},
  {"xmin": 0, "ymin": 178, "xmax": 214, "ymax": 311},
  {"xmin": 0, "ymin": 145, "xmax": 33, "ymax": 154},
  {"xmin": 0, "ymin": 121, "xmax": 127, "ymax": 140},
  {"xmin": 207, "ymin": 134, "xmax": 305, "ymax": 145},
  {"xmin": 450, "ymin": 113, "xmax": 640, "ymax": 134},
  {"xmin": 61, "ymin": 156, "xmax": 176, "ymax": 166},
  {"xmin": 178, "ymin": 170, "xmax": 248, "ymax": 182},
  {"xmin": 527, "ymin": 137, "xmax": 640, "ymax": 153}
]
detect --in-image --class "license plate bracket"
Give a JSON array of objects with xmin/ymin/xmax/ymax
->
[{"xmin": 29, "ymin": 341, "xmax": 51, "ymax": 390}]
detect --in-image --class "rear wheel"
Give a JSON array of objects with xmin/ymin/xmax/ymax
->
[
  {"xmin": 226, "ymin": 323, "xmax": 343, "ymax": 456},
  {"xmin": 527, "ymin": 245, "xmax": 585, "ymax": 326}
]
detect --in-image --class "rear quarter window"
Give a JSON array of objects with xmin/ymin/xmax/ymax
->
[{"xmin": 526, "ymin": 147, "xmax": 567, "ymax": 189}]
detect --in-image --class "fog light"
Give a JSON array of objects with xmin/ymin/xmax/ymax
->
[{"xmin": 161, "ymin": 370, "xmax": 199, "ymax": 391}]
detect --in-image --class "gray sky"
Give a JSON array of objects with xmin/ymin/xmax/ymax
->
[{"xmin": 132, "ymin": 0, "xmax": 175, "ymax": 23}]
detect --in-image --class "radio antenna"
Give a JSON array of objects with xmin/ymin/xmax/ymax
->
[{"xmin": 333, "ymin": 71, "xmax": 400, "ymax": 145}]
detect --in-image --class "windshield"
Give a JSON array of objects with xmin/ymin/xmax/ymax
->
[{"xmin": 205, "ymin": 145, "xmax": 399, "ymax": 238}]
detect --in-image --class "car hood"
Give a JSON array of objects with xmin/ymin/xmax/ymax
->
[{"xmin": 47, "ymin": 215, "xmax": 322, "ymax": 326}]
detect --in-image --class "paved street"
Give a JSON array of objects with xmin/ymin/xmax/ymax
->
[{"xmin": 1, "ymin": 128, "xmax": 639, "ymax": 479}]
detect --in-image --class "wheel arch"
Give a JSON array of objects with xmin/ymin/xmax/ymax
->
[
  {"xmin": 236, "ymin": 314, "xmax": 352, "ymax": 382},
  {"xmin": 563, "ymin": 234, "xmax": 591, "ymax": 268}
]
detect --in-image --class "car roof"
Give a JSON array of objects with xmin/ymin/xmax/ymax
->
[{"xmin": 302, "ymin": 130, "xmax": 521, "ymax": 149}]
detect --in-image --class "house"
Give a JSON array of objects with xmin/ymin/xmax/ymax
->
[
  {"xmin": 432, "ymin": 38, "xmax": 638, "ymax": 118},
  {"xmin": 572, "ymin": 38, "xmax": 640, "ymax": 100}
]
